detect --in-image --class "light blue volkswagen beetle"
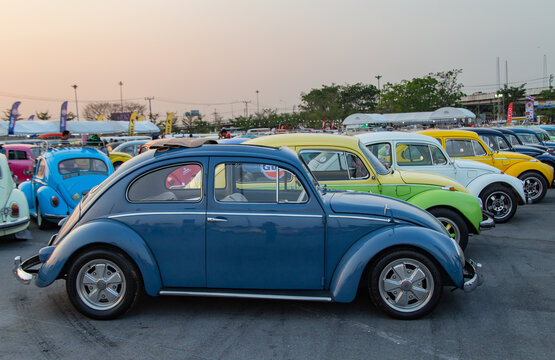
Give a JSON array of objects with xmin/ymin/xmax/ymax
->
[
  {"xmin": 14, "ymin": 139, "xmax": 482, "ymax": 320},
  {"xmin": 19, "ymin": 147, "xmax": 113, "ymax": 229}
]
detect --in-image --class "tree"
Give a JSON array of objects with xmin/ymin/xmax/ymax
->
[
  {"xmin": 497, "ymin": 84, "xmax": 526, "ymax": 117},
  {"xmin": 536, "ymin": 87, "xmax": 555, "ymax": 122},
  {"xmin": 2, "ymin": 108, "xmax": 23, "ymax": 121},
  {"xmin": 432, "ymin": 69, "xmax": 465, "ymax": 107},
  {"xmin": 379, "ymin": 76, "xmax": 439, "ymax": 113},
  {"xmin": 35, "ymin": 111, "xmax": 51, "ymax": 120}
]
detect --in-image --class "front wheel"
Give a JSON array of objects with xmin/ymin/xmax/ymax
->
[
  {"xmin": 369, "ymin": 249, "xmax": 442, "ymax": 320},
  {"xmin": 480, "ymin": 185, "xmax": 517, "ymax": 223},
  {"xmin": 66, "ymin": 249, "xmax": 142, "ymax": 320},
  {"xmin": 429, "ymin": 207, "xmax": 469, "ymax": 250},
  {"xmin": 519, "ymin": 172, "xmax": 548, "ymax": 204}
]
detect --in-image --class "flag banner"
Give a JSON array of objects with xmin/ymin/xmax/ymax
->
[
  {"xmin": 8, "ymin": 101, "xmax": 21, "ymax": 135},
  {"xmin": 128, "ymin": 111, "xmax": 137, "ymax": 136},
  {"xmin": 97, "ymin": 114, "xmax": 103, "ymax": 121},
  {"xmin": 322, "ymin": 119, "xmax": 326, "ymax": 130},
  {"xmin": 534, "ymin": 100, "xmax": 555, "ymax": 109},
  {"xmin": 27, "ymin": 115, "xmax": 35, "ymax": 121},
  {"xmin": 525, "ymin": 101, "xmax": 535, "ymax": 123},
  {"xmin": 525, "ymin": 95, "xmax": 536, "ymax": 102},
  {"xmin": 138, "ymin": 115, "xmax": 144, "ymax": 121},
  {"xmin": 506, "ymin": 102, "xmax": 513, "ymax": 125},
  {"xmin": 165, "ymin": 113, "xmax": 174, "ymax": 135},
  {"xmin": 60, "ymin": 101, "xmax": 68, "ymax": 132}
]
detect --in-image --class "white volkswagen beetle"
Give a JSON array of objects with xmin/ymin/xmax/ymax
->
[
  {"xmin": 0, "ymin": 153, "xmax": 30, "ymax": 238},
  {"xmin": 357, "ymin": 132, "xmax": 526, "ymax": 223}
]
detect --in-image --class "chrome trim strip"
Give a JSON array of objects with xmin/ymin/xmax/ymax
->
[
  {"xmin": 207, "ymin": 212, "xmax": 322, "ymax": 218},
  {"xmin": 159, "ymin": 290, "xmax": 332, "ymax": 302},
  {"xmin": 328, "ymin": 214, "xmax": 390, "ymax": 222},
  {"xmin": 109, "ymin": 211, "xmax": 206, "ymax": 218}
]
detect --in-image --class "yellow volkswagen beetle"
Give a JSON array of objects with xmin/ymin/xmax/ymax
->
[{"xmin": 417, "ymin": 129, "xmax": 554, "ymax": 203}]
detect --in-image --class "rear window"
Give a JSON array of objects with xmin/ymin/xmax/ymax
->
[
  {"xmin": 30, "ymin": 147, "xmax": 44, "ymax": 159},
  {"xmin": 7, "ymin": 150, "xmax": 28, "ymax": 160},
  {"xmin": 58, "ymin": 158, "xmax": 109, "ymax": 175}
]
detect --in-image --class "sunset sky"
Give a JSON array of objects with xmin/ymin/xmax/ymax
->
[{"xmin": 1, "ymin": 0, "xmax": 554, "ymax": 122}]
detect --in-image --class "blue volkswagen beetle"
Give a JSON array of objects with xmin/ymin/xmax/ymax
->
[
  {"xmin": 14, "ymin": 140, "xmax": 482, "ymax": 320},
  {"xmin": 19, "ymin": 147, "xmax": 113, "ymax": 229}
]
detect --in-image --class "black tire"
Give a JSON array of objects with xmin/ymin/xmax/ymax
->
[
  {"xmin": 480, "ymin": 185, "xmax": 517, "ymax": 223},
  {"xmin": 368, "ymin": 249, "xmax": 442, "ymax": 320},
  {"xmin": 66, "ymin": 248, "xmax": 142, "ymax": 320},
  {"xmin": 519, "ymin": 171, "xmax": 548, "ymax": 204},
  {"xmin": 113, "ymin": 161, "xmax": 123, "ymax": 170},
  {"xmin": 428, "ymin": 207, "xmax": 469, "ymax": 251},
  {"xmin": 36, "ymin": 202, "xmax": 50, "ymax": 230}
]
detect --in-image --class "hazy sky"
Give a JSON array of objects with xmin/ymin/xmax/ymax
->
[{"xmin": 1, "ymin": 0, "xmax": 554, "ymax": 122}]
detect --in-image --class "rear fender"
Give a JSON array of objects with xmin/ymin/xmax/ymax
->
[
  {"xmin": 37, "ymin": 186, "xmax": 69, "ymax": 218},
  {"xmin": 35, "ymin": 219, "xmax": 162, "ymax": 296},
  {"xmin": 407, "ymin": 189, "xmax": 482, "ymax": 233},
  {"xmin": 466, "ymin": 174, "xmax": 526, "ymax": 203},
  {"xmin": 330, "ymin": 225, "xmax": 463, "ymax": 303},
  {"xmin": 18, "ymin": 181, "xmax": 34, "ymax": 211},
  {"xmin": 505, "ymin": 161, "xmax": 554, "ymax": 184}
]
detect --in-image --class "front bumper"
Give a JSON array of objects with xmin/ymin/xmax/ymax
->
[
  {"xmin": 13, "ymin": 255, "xmax": 40, "ymax": 285},
  {"xmin": 479, "ymin": 211, "xmax": 495, "ymax": 230},
  {"xmin": 463, "ymin": 259, "xmax": 483, "ymax": 292}
]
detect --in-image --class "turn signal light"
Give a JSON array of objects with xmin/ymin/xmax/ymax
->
[
  {"xmin": 10, "ymin": 203, "xmax": 19, "ymax": 217},
  {"xmin": 51, "ymin": 196, "xmax": 59, "ymax": 207}
]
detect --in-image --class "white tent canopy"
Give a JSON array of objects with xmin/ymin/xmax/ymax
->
[
  {"xmin": 342, "ymin": 113, "xmax": 389, "ymax": 128},
  {"xmin": 429, "ymin": 107, "xmax": 476, "ymax": 121},
  {"xmin": 343, "ymin": 107, "xmax": 476, "ymax": 127},
  {"xmin": 0, "ymin": 120, "xmax": 160, "ymax": 136}
]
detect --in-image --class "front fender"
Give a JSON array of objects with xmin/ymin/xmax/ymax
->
[
  {"xmin": 466, "ymin": 174, "xmax": 526, "ymax": 203},
  {"xmin": 18, "ymin": 181, "xmax": 34, "ymax": 211},
  {"xmin": 330, "ymin": 225, "xmax": 463, "ymax": 303},
  {"xmin": 37, "ymin": 186, "xmax": 69, "ymax": 218},
  {"xmin": 505, "ymin": 161, "xmax": 554, "ymax": 184},
  {"xmin": 35, "ymin": 219, "xmax": 162, "ymax": 296},
  {"xmin": 407, "ymin": 189, "xmax": 482, "ymax": 233}
]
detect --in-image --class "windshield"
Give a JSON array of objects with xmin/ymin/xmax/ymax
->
[
  {"xmin": 545, "ymin": 129, "xmax": 555, "ymax": 137},
  {"xmin": 507, "ymin": 134, "xmax": 521, "ymax": 146},
  {"xmin": 538, "ymin": 132, "xmax": 550, "ymax": 141},
  {"xmin": 517, "ymin": 133, "xmax": 541, "ymax": 145},
  {"xmin": 58, "ymin": 158, "xmax": 109, "ymax": 175},
  {"xmin": 359, "ymin": 141, "xmax": 389, "ymax": 175}
]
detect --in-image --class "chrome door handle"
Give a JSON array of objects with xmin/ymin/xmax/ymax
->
[{"xmin": 207, "ymin": 217, "xmax": 228, "ymax": 223}]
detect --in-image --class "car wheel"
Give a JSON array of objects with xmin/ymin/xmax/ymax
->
[
  {"xmin": 36, "ymin": 202, "xmax": 50, "ymax": 230},
  {"xmin": 369, "ymin": 249, "xmax": 442, "ymax": 320},
  {"xmin": 66, "ymin": 249, "xmax": 142, "ymax": 320},
  {"xmin": 519, "ymin": 171, "xmax": 548, "ymax": 204},
  {"xmin": 480, "ymin": 185, "xmax": 517, "ymax": 223},
  {"xmin": 428, "ymin": 207, "xmax": 469, "ymax": 250},
  {"xmin": 113, "ymin": 161, "xmax": 123, "ymax": 170}
]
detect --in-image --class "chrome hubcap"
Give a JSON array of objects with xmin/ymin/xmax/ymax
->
[
  {"xmin": 437, "ymin": 217, "xmax": 460, "ymax": 244},
  {"xmin": 76, "ymin": 259, "xmax": 126, "ymax": 311},
  {"xmin": 524, "ymin": 177, "xmax": 542, "ymax": 200},
  {"xmin": 379, "ymin": 258, "xmax": 434, "ymax": 313},
  {"xmin": 485, "ymin": 191, "xmax": 512, "ymax": 219}
]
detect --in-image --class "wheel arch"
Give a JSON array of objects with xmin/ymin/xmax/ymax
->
[{"xmin": 427, "ymin": 204, "xmax": 478, "ymax": 235}]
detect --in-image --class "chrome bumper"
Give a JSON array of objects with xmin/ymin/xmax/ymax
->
[
  {"xmin": 13, "ymin": 255, "xmax": 40, "ymax": 285},
  {"xmin": 463, "ymin": 259, "xmax": 483, "ymax": 292},
  {"xmin": 479, "ymin": 212, "xmax": 495, "ymax": 230},
  {"xmin": 0, "ymin": 217, "xmax": 30, "ymax": 230}
]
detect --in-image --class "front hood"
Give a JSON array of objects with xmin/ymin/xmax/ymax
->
[
  {"xmin": 513, "ymin": 145, "xmax": 544, "ymax": 156},
  {"xmin": 395, "ymin": 169, "xmax": 469, "ymax": 193},
  {"xmin": 453, "ymin": 159, "xmax": 501, "ymax": 173},
  {"xmin": 328, "ymin": 192, "xmax": 447, "ymax": 235},
  {"xmin": 496, "ymin": 151, "xmax": 536, "ymax": 161}
]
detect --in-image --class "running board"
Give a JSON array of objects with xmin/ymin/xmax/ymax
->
[{"xmin": 159, "ymin": 289, "xmax": 333, "ymax": 302}]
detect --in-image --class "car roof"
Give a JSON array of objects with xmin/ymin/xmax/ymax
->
[
  {"xmin": 42, "ymin": 147, "xmax": 108, "ymax": 162},
  {"xmin": 509, "ymin": 128, "xmax": 537, "ymax": 134},
  {"xmin": 3, "ymin": 143, "xmax": 41, "ymax": 149},
  {"xmin": 356, "ymin": 131, "xmax": 438, "ymax": 144},
  {"xmin": 417, "ymin": 129, "xmax": 481, "ymax": 139},
  {"xmin": 246, "ymin": 133, "xmax": 361, "ymax": 148},
  {"xmin": 495, "ymin": 128, "xmax": 517, "ymax": 135},
  {"xmin": 462, "ymin": 127, "xmax": 505, "ymax": 136}
]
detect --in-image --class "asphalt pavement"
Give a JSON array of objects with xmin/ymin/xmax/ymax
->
[{"xmin": 1, "ymin": 190, "xmax": 554, "ymax": 360}]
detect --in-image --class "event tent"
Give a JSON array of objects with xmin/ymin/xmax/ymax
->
[
  {"xmin": 343, "ymin": 107, "xmax": 476, "ymax": 127},
  {"xmin": 342, "ymin": 113, "xmax": 389, "ymax": 129},
  {"xmin": 0, "ymin": 120, "xmax": 160, "ymax": 137}
]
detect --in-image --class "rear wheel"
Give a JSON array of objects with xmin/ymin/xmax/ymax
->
[
  {"xmin": 36, "ymin": 202, "xmax": 50, "ymax": 230},
  {"xmin": 429, "ymin": 207, "xmax": 469, "ymax": 250},
  {"xmin": 480, "ymin": 185, "xmax": 517, "ymax": 223},
  {"xmin": 369, "ymin": 249, "xmax": 442, "ymax": 320},
  {"xmin": 519, "ymin": 172, "xmax": 548, "ymax": 203},
  {"xmin": 113, "ymin": 161, "xmax": 123, "ymax": 170},
  {"xmin": 66, "ymin": 249, "xmax": 142, "ymax": 320}
]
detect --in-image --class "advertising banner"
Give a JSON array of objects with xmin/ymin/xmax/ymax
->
[
  {"xmin": 8, "ymin": 101, "xmax": 21, "ymax": 135},
  {"xmin": 60, "ymin": 101, "xmax": 68, "ymax": 132},
  {"xmin": 534, "ymin": 100, "xmax": 555, "ymax": 109},
  {"xmin": 165, "ymin": 113, "xmax": 174, "ymax": 135},
  {"xmin": 27, "ymin": 115, "xmax": 35, "ymax": 121},
  {"xmin": 506, "ymin": 102, "xmax": 513, "ymax": 125},
  {"xmin": 525, "ymin": 101, "xmax": 534, "ymax": 123},
  {"xmin": 128, "ymin": 111, "xmax": 137, "ymax": 136}
]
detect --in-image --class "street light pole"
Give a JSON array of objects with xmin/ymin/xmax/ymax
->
[
  {"xmin": 375, "ymin": 75, "xmax": 382, "ymax": 91},
  {"xmin": 71, "ymin": 84, "xmax": 80, "ymax": 121},
  {"xmin": 119, "ymin": 81, "xmax": 124, "ymax": 112},
  {"xmin": 145, "ymin": 97, "xmax": 154, "ymax": 121},
  {"xmin": 255, "ymin": 90, "xmax": 260, "ymax": 117}
]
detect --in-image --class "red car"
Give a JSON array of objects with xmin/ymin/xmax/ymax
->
[{"xmin": 3, "ymin": 144, "xmax": 44, "ymax": 184}]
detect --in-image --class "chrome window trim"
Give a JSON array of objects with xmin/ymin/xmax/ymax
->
[
  {"xmin": 208, "ymin": 212, "xmax": 322, "ymax": 218},
  {"xmin": 109, "ymin": 211, "xmax": 206, "ymax": 219},
  {"xmin": 328, "ymin": 214, "xmax": 391, "ymax": 222}
]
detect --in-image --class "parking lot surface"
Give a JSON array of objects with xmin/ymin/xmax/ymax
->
[{"xmin": 1, "ymin": 191, "xmax": 554, "ymax": 360}]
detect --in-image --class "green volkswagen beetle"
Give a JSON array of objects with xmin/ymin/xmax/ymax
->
[{"xmin": 247, "ymin": 133, "xmax": 493, "ymax": 250}]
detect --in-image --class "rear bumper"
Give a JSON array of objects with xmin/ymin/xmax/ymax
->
[
  {"xmin": 13, "ymin": 255, "xmax": 40, "ymax": 285},
  {"xmin": 0, "ymin": 217, "xmax": 30, "ymax": 230},
  {"xmin": 463, "ymin": 259, "xmax": 483, "ymax": 292},
  {"xmin": 479, "ymin": 211, "xmax": 495, "ymax": 230}
]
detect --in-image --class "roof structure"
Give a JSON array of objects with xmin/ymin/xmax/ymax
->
[
  {"xmin": 0, "ymin": 120, "xmax": 160, "ymax": 136},
  {"xmin": 343, "ymin": 107, "xmax": 476, "ymax": 127}
]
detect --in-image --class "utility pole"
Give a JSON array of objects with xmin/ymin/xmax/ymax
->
[
  {"xmin": 549, "ymin": 74, "xmax": 554, "ymax": 88},
  {"xmin": 71, "ymin": 84, "xmax": 79, "ymax": 121},
  {"xmin": 375, "ymin": 75, "xmax": 382, "ymax": 91},
  {"xmin": 119, "ymin": 81, "xmax": 124, "ymax": 112},
  {"xmin": 145, "ymin": 97, "xmax": 154, "ymax": 121},
  {"xmin": 255, "ymin": 90, "xmax": 260, "ymax": 117},
  {"xmin": 375, "ymin": 75, "xmax": 382, "ymax": 106},
  {"xmin": 213, "ymin": 109, "xmax": 219, "ymax": 123},
  {"xmin": 242, "ymin": 100, "xmax": 251, "ymax": 118}
]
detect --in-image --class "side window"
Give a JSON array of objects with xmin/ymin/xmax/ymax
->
[
  {"xmin": 345, "ymin": 153, "xmax": 369, "ymax": 179},
  {"xmin": 445, "ymin": 139, "xmax": 474, "ymax": 157},
  {"xmin": 479, "ymin": 135, "xmax": 497, "ymax": 151},
  {"xmin": 366, "ymin": 143, "xmax": 391, "ymax": 167},
  {"xmin": 430, "ymin": 145, "xmax": 448, "ymax": 165},
  {"xmin": 472, "ymin": 140, "xmax": 487, "ymax": 156},
  {"xmin": 128, "ymin": 163, "xmax": 202, "ymax": 202},
  {"xmin": 36, "ymin": 160, "xmax": 46, "ymax": 178},
  {"xmin": 396, "ymin": 144, "xmax": 432, "ymax": 166},
  {"xmin": 299, "ymin": 150, "xmax": 349, "ymax": 181},
  {"xmin": 214, "ymin": 163, "xmax": 307, "ymax": 204},
  {"xmin": 8, "ymin": 150, "xmax": 28, "ymax": 160},
  {"xmin": 508, "ymin": 134, "xmax": 520, "ymax": 146}
]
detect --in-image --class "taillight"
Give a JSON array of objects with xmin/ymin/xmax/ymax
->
[
  {"xmin": 10, "ymin": 203, "xmax": 19, "ymax": 218},
  {"xmin": 51, "ymin": 196, "xmax": 59, "ymax": 207}
]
